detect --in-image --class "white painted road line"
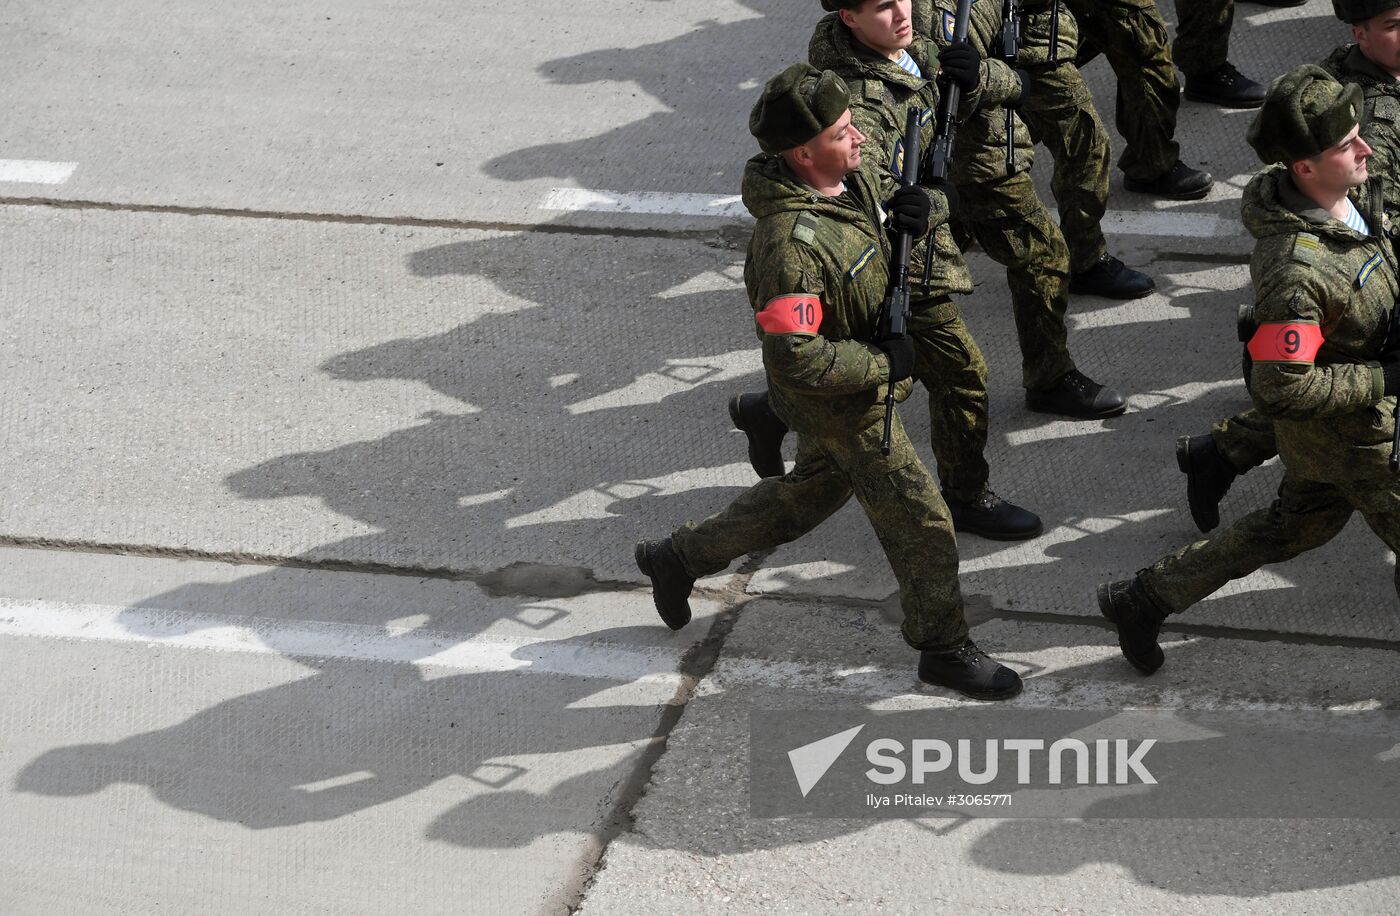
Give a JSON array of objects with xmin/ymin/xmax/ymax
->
[
  {"xmin": 540, "ymin": 187, "xmax": 746, "ymax": 219},
  {"xmin": 0, "ymin": 159, "xmax": 77, "ymax": 185},
  {"xmin": 540, "ymin": 188, "xmax": 1242, "ymax": 237},
  {"xmin": 0, "ymin": 599, "xmax": 684, "ymax": 686}
]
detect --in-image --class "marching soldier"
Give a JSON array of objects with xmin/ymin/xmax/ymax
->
[
  {"xmin": 1100, "ymin": 67, "xmax": 1400, "ymax": 675},
  {"xmin": 637, "ymin": 63, "xmax": 1024, "ymax": 700},
  {"xmin": 732, "ymin": 0, "xmax": 1047, "ymax": 542},
  {"xmin": 1178, "ymin": 0, "xmax": 1400, "ymax": 534}
]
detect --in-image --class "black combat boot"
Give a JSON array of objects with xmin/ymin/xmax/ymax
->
[
  {"xmin": 1123, "ymin": 160, "xmax": 1213, "ymax": 201},
  {"xmin": 634, "ymin": 537, "xmax": 694, "ymax": 630},
  {"xmin": 1176, "ymin": 434, "xmax": 1238, "ymax": 533},
  {"xmin": 1026, "ymin": 369, "xmax": 1127, "ymax": 420},
  {"xmin": 1185, "ymin": 63, "xmax": 1266, "ymax": 109},
  {"xmin": 918, "ymin": 640, "xmax": 1024, "ymax": 700},
  {"xmin": 1070, "ymin": 253, "xmax": 1156, "ymax": 300},
  {"xmin": 943, "ymin": 488, "xmax": 1044, "ymax": 541},
  {"xmin": 1097, "ymin": 578, "xmax": 1167, "ymax": 675},
  {"xmin": 728, "ymin": 392, "xmax": 788, "ymax": 479}
]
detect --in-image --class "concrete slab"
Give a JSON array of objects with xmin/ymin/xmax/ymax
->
[
  {"xmin": 0, "ymin": 204, "xmax": 761, "ymax": 586},
  {"xmin": 0, "ymin": 545, "xmax": 719, "ymax": 915}
]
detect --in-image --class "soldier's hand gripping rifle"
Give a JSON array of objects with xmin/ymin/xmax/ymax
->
[
  {"xmin": 878, "ymin": 107, "xmax": 924, "ymax": 456},
  {"xmin": 998, "ymin": 0, "xmax": 1021, "ymax": 173},
  {"xmin": 921, "ymin": 0, "xmax": 974, "ymax": 292}
]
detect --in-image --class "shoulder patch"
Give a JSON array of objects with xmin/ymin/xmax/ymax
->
[
  {"xmin": 1357, "ymin": 249, "xmax": 1384, "ymax": 288},
  {"xmin": 791, "ymin": 212, "xmax": 819, "ymax": 245},
  {"xmin": 941, "ymin": 10, "xmax": 955, "ymax": 42},
  {"xmin": 1372, "ymin": 95, "xmax": 1400, "ymax": 124},
  {"xmin": 1290, "ymin": 233, "xmax": 1322, "ymax": 265},
  {"xmin": 848, "ymin": 244, "xmax": 877, "ymax": 279}
]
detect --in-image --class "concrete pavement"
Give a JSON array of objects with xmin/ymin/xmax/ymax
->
[{"xmin": 1, "ymin": 0, "xmax": 1397, "ymax": 912}]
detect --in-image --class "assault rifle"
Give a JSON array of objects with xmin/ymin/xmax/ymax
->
[
  {"xmin": 920, "ymin": 0, "xmax": 974, "ymax": 292},
  {"xmin": 998, "ymin": 0, "xmax": 1021, "ymax": 173},
  {"xmin": 877, "ymin": 107, "xmax": 923, "ymax": 456}
]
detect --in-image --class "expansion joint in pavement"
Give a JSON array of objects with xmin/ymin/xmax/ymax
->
[
  {"xmin": 0, "ymin": 194, "xmax": 732, "ymax": 241},
  {"xmin": 567, "ymin": 548, "xmax": 770, "ymax": 914}
]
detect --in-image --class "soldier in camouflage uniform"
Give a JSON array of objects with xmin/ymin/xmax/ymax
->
[
  {"xmin": 731, "ymin": 0, "xmax": 1048, "ymax": 543},
  {"xmin": 1100, "ymin": 67, "xmax": 1400, "ymax": 676},
  {"xmin": 917, "ymin": 0, "xmax": 1153, "ymax": 300},
  {"xmin": 907, "ymin": 0, "xmax": 1136, "ymax": 420},
  {"xmin": 637, "ymin": 63, "xmax": 1024, "ymax": 700},
  {"xmin": 1066, "ymin": 0, "xmax": 1214, "ymax": 199},
  {"xmin": 1177, "ymin": 0, "xmax": 1400, "ymax": 535}
]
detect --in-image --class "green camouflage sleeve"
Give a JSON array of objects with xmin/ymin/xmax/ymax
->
[
  {"xmin": 1247, "ymin": 264, "xmax": 1385, "ymax": 419},
  {"xmin": 757, "ymin": 248, "xmax": 891, "ymax": 396}
]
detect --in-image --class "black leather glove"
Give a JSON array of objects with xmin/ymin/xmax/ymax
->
[
  {"xmin": 887, "ymin": 185, "xmax": 931, "ymax": 237},
  {"xmin": 927, "ymin": 177, "xmax": 959, "ymax": 220},
  {"xmin": 1009, "ymin": 68, "xmax": 1033, "ymax": 108},
  {"xmin": 876, "ymin": 335, "xmax": 916, "ymax": 383},
  {"xmin": 1382, "ymin": 350, "xmax": 1400, "ymax": 396},
  {"xmin": 937, "ymin": 41, "xmax": 981, "ymax": 93}
]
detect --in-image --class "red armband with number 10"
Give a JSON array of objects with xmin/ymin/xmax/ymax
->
[
  {"xmin": 756, "ymin": 295, "xmax": 823, "ymax": 335},
  {"xmin": 1247, "ymin": 321, "xmax": 1323, "ymax": 363}
]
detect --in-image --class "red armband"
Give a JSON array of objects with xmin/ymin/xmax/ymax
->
[
  {"xmin": 756, "ymin": 294, "xmax": 823, "ymax": 335},
  {"xmin": 1246, "ymin": 322, "xmax": 1323, "ymax": 363}
]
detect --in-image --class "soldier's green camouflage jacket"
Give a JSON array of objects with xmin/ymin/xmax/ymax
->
[
  {"xmin": 1243, "ymin": 165, "xmax": 1398, "ymax": 486},
  {"xmin": 1324, "ymin": 44, "xmax": 1400, "ymax": 205},
  {"xmin": 742, "ymin": 154, "xmax": 914, "ymax": 438},
  {"xmin": 808, "ymin": 15, "xmax": 973, "ymax": 298},
  {"xmin": 909, "ymin": 0, "xmax": 1033, "ymax": 183}
]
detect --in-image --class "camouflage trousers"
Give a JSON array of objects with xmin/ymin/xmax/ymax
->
[
  {"xmin": 1211, "ymin": 407, "xmax": 1278, "ymax": 473},
  {"xmin": 909, "ymin": 297, "xmax": 992, "ymax": 500},
  {"xmin": 1172, "ymin": 0, "xmax": 1234, "ymax": 76},
  {"xmin": 670, "ymin": 403, "xmax": 970, "ymax": 652},
  {"xmin": 1019, "ymin": 62, "xmax": 1112, "ymax": 274},
  {"xmin": 1067, "ymin": 0, "xmax": 1182, "ymax": 181},
  {"xmin": 1138, "ymin": 471, "xmax": 1400, "ymax": 614},
  {"xmin": 951, "ymin": 173, "xmax": 1077, "ymax": 390}
]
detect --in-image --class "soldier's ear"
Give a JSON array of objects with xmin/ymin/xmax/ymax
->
[
  {"xmin": 1352, "ymin": 23, "xmax": 1366, "ymax": 43},
  {"xmin": 1291, "ymin": 158, "xmax": 1315, "ymax": 181}
]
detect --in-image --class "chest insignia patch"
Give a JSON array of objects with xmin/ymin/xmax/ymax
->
[
  {"xmin": 1357, "ymin": 250, "xmax": 1383, "ymax": 289},
  {"xmin": 849, "ymin": 244, "xmax": 877, "ymax": 279}
]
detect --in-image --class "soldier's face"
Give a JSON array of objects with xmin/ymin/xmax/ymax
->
[
  {"xmin": 840, "ymin": 0, "xmax": 914, "ymax": 58},
  {"xmin": 801, "ymin": 109, "xmax": 865, "ymax": 179},
  {"xmin": 1301, "ymin": 125, "xmax": 1371, "ymax": 191},
  {"xmin": 1355, "ymin": 11, "xmax": 1400, "ymax": 78}
]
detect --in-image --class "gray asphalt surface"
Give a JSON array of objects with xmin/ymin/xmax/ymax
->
[{"xmin": 2, "ymin": 1, "xmax": 1397, "ymax": 913}]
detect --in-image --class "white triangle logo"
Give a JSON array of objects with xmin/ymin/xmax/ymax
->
[{"xmin": 787, "ymin": 725, "xmax": 865, "ymax": 798}]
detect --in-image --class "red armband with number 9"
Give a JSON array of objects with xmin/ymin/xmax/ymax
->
[
  {"xmin": 756, "ymin": 294, "xmax": 823, "ymax": 336},
  {"xmin": 1247, "ymin": 321, "xmax": 1323, "ymax": 364}
]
